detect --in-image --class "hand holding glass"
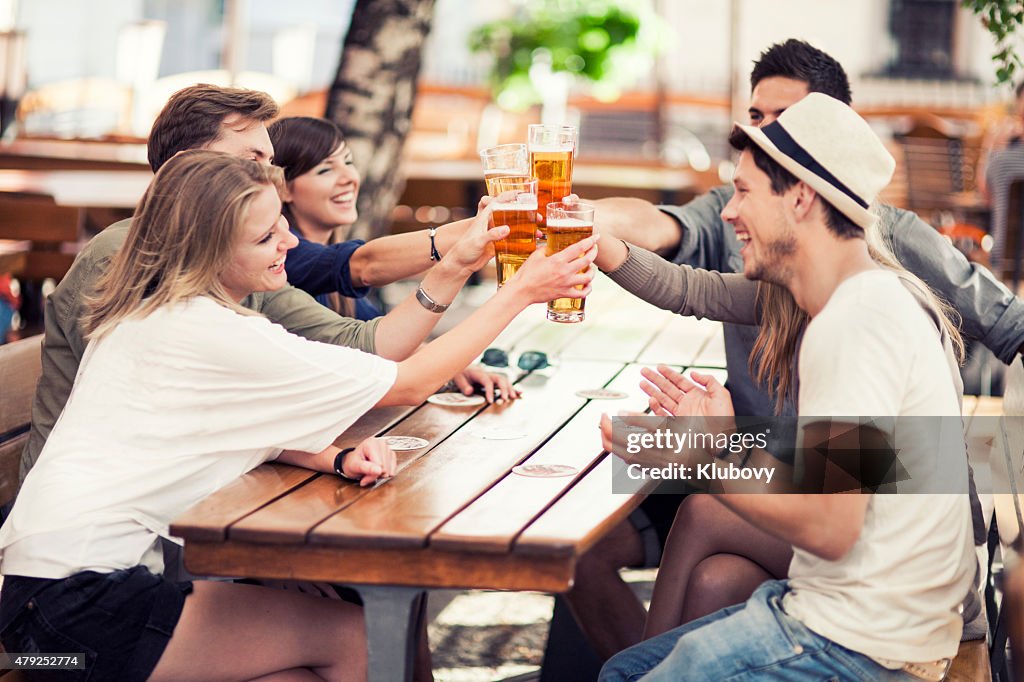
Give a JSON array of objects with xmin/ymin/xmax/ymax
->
[
  {"xmin": 545, "ymin": 201, "xmax": 594, "ymax": 323},
  {"xmin": 489, "ymin": 176, "xmax": 539, "ymax": 288}
]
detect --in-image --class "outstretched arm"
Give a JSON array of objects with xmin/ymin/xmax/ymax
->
[
  {"xmin": 367, "ymin": 200, "xmax": 506, "ymax": 361},
  {"xmin": 347, "ymin": 219, "xmax": 474, "ymax": 288},
  {"xmin": 601, "ymin": 241, "xmax": 759, "ymax": 325},
  {"xmin": 591, "ymin": 197, "xmax": 683, "ymax": 256}
]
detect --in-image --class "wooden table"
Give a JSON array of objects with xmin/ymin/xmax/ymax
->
[{"xmin": 170, "ymin": 278, "xmax": 727, "ymax": 682}]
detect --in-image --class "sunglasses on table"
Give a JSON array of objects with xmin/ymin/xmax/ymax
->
[{"xmin": 481, "ymin": 348, "xmax": 551, "ymax": 372}]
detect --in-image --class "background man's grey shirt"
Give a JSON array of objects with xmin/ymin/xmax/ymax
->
[
  {"xmin": 652, "ymin": 184, "xmax": 1024, "ymax": 416},
  {"xmin": 21, "ymin": 219, "xmax": 380, "ymax": 482}
]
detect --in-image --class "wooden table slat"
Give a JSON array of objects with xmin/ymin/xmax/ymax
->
[
  {"xmin": 506, "ymin": 276, "xmax": 640, "ymax": 358},
  {"xmin": 690, "ymin": 328, "xmax": 728, "ymax": 369},
  {"xmin": 681, "ymin": 367, "xmax": 728, "ymax": 385},
  {"xmin": 182, "ymin": 540, "xmax": 577, "ymax": 593},
  {"xmin": 490, "ymin": 302, "xmax": 548, "ymax": 352},
  {"xmin": 504, "ymin": 315, "xmax": 591, "ymax": 359},
  {"xmin": 515, "ymin": 455, "xmax": 649, "ymax": 558},
  {"xmin": 230, "ymin": 403, "xmax": 487, "ymax": 544},
  {"xmin": 558, "ymin": 299, "xmax": 674, "ymax": 362},
  {"xmin": 309, "ymin": 360, "xmax": 624, "ymax": 549},
  {"xmin": 169, "ymin": 463, "xmax": 317, "ymax": 542},
  {"xmin": 431, "ymin": 363, "xmax": 671, "ymax": 553},
  {"xmin": 331, "ymin": 405, "xmax": 422, "ymax": 449},
  {"xmin": 637, "ymin": 314, "xmax": 721, "ymax": 366}
]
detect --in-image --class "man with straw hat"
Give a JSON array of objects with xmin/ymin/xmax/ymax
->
[{"xmin": 599, "ymin": 93, "xmax": 975, "ymax": 682}]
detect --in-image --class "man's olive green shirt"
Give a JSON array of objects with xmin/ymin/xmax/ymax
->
[{"xmin": 20, "ymin": 219, "xmax": 380, "ymax": 481}]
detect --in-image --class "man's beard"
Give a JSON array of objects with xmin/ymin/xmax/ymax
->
[{"xmin": 746, "ymin": 231, "xmax": 797, "ymax": 286}]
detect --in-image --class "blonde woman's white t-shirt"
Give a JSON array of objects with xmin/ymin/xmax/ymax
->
[
  {"xmin": 783, "ymin": 269, "xmax": 975, "ymax": 663},
  {"xmin": 0, "ymin": 297, "xmax": 397, "ymax": 579}
]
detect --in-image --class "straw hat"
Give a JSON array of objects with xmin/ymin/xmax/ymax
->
[{"xmin": 734, "ymin": 92, "xmax": 895, "ymax": 229}]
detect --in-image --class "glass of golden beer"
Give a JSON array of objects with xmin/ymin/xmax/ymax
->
[
  {"xmin": 490, "ymin": 176, "xmax": 538, "ymax": 288},
  {"xmin": 545, "ymin": 201, "xmax": 593, "ymax": 323},
  {"xmin": 480, "ymin": 144, "xmax": 528, "ymax": 194},
  {"xmin": 528, "ymin": 124, "xmax": 577, "ymax": 234}
]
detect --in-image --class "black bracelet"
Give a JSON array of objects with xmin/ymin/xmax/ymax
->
[
  {"xmin": 428, "ymin": 227, "xmax": 442, "ymax": 262},
  {"xmin": 333, "ymin": 447, "xmax": 358, "ymax": 480}
]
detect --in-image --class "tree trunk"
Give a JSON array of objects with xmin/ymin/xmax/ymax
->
[{"xmin": 325, "ymin": 0, "xmax": 436, "ymax": 242}]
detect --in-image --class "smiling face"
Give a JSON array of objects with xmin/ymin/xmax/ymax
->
[
  {"xmin": 283, "ymin": 142, "xmax": 360, "ymax": 240},
  {"xmin": 749, "ymin": 77, "xmax": 810, "ymax": 127},
  {"xmin": 219, "ymin": 184, "xmax": 298, "ymax": 301},
  {"xmin": 720, "ymin": 150, "xmax": 797, "ymax": 284}
]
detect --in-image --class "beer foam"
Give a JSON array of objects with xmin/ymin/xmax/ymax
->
[
  {"xmin": 546, "ymin": 217, "xmax": 591, "ymax": 229},
  {"xmin": 493, "ymin": 198, "xmax": 538, "ymax": 211},
  {"xmin": 530, "ymin": 145, "xmax": 574, "ymax": 153}
]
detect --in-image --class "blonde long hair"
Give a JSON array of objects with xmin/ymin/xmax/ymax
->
[
  {"xmin": 84, "ymin": 151, "xmax": 285, "ymax": 339},
  {"xmin": 751, "ymin": 210, "xmax": 965, "ymax": 414}
]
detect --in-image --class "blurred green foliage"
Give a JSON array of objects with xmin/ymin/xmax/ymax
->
[
  {"xmin": 469, "ymin": 1, "xmax": 651, "ymax": 110},
  {"xmin": 963, "ymin": 0, "xmax": 1024, "ymax": 85}
]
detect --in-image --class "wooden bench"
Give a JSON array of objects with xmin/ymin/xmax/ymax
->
[
  {"xmin": 0, "ymin": 335, "xmax": 42, "ymax": 681},
  {"xmin": 0, "ymin": 335, "xmax": 40, "ymax": 511},
  {"xmin": 0, "ymin": 196, "xmax": 78, "ymax": 282}
]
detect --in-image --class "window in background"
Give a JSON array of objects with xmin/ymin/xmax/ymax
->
[
  {"xmin": 144, "ymin": 0, "xmax": 221, "ymax": 77},
  {"xmin": 885, "ymin": 0, "xmax": 958, "ymax": 79}
]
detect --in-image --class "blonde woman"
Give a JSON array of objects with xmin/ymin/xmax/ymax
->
[{"xmin": 0, "ymin": 151, "xmax": 595, "ymax": 681}]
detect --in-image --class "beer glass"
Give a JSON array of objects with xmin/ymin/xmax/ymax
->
[
  {"xmin": 490, "ymin": 176, "xmax": 539, "ymax": 288},
  {"xmin": 479, "ymin": 144, "xmax": 529, "ymax": 195},
  {"xmin": 528, "ymin": 124, "xmax": 577, "ymax": 234},
  {"xmin": 545, "ymin": 201, "xmax": 594, "ymax": 323}
]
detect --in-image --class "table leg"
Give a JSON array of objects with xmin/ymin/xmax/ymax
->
[{"xmin": 353, "ymin": 585, "xmax": 425, "ymax": 682}]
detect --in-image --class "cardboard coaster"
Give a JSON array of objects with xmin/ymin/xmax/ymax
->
[
  {"xmin": 512, "ymin": 464, "xmax": 578, "ymax": 478},
  {"xmin": 473, "ymin": 428, "xmax": 527, "ymax": 440},
  {"xmin": 385, "ymin": 436, "xmax": 430, "ymax": 451},
  {"xmin": 427, "ymin": 393, "xmax": 487, "ymax": 407},
  {"xmin": 576, "ymin": 388, "xmax": 629, "ymax": 400}
]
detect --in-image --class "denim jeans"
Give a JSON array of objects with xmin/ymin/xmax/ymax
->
[
  {"xmin": 600, "ymin": 581, "xmax": 919, "ymax": 681},
  {"xmin": 0, "ymin": 566, "xmax": 191, "ymax": 682}
]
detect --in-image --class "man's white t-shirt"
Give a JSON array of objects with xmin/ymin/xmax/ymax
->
[
  {"xmin": 782, "ymin": 269, "xmax": 975, "ymax": 663},
  {"xmin": 0, "ymin": 297, "xmax": 397, "ymax": 579}
]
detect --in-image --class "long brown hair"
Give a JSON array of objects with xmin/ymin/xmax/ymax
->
[
  {"xmin": 750, "ymin": 213, "xmax": 965, "ymax": 413},
  {"xmin": 84, "ymin": 151, "xmax": 285, "ymax": 339},
  {"xmin": 267, "ymin": 116, "xmax": 357, "ymax": 318}
]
